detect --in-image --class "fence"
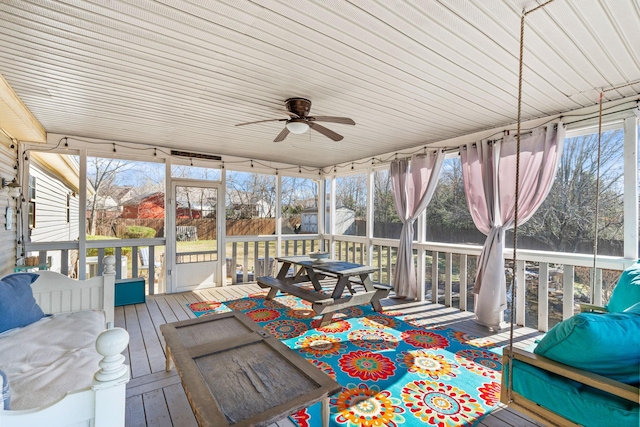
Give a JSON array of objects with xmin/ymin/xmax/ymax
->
[{"xmin": 92, "ymin": 217, "xmax": 277, "ymax": 240}]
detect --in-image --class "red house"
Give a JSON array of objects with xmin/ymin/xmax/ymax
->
[{"xmin": 122, "ymin": 192, "xmax": 201, "ymax": 219}]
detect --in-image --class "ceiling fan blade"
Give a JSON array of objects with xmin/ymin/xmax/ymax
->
[
  {"xmin": 308, "ymin": 122, "xmax": 343, "ymax": 141},
  {"xmin": 274, "ymin": 127, "xmax": 290, "ymax": 142},
  {"xmin": 235, "ymin": 118, "xmax": 286, "ymax": 126},
  {"xmin": 285, "ymin": 111, "xmax": 300, "ymax": 118},
  {"xmin": 309, "ymin": 116, "xmax": 355, "ymax": 125}
]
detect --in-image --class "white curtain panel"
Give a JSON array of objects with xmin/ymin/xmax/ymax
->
[
  {"xmin": 461, "ymin": 123, "xmax": 565, "ymax": 329},
  {"xmin": 390, "ymin": 151, "xmax": 445, "ymax": 299}
]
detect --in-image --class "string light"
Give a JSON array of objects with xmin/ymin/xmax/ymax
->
[
  {"xmin": 64, "ymin": 138, "xmax": 69, "ymax": 150},
  {"xmin": 351, "ymin": 162, "xmax": 354, "ymax": 170},
  {"xmin": 251, "ymin": 160, "xmax": 254, "ymax": 168},
  {"xmin": 112, "ymin": 143, "xmax": 116, "ymax": 153},
  {"xmin": 221, "ymin": 161, "xmax": 225, "ymax": 169},
  {"xmin": 299, "ymin": 166, "xmax": 301, "ymax": 174},
  {"xmin": 275, "ymin": 168, "xmax": 278, "ymax": 175},
  {"xmin": 153, "ymin": 148, "xmax": 157, "ymax": 157}
]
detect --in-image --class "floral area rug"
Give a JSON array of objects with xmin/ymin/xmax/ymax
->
[{"xmin": 188, "ymin": 292, "xmax": 502, "ymax": 427}]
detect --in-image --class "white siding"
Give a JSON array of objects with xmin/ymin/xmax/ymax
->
[
  {"xmin": 28, "ymin": 163, "xmax": 79, "ymax": 243},
  {"xmin": 0, "ymin": 132, "xmax": 18, "ymax": 276}
]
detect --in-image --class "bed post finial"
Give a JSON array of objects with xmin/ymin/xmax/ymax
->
[
  {"xmin": 94, "ymin": 327, "xmax": 129, "ymax": 382},
  {"xmin": 102, "ymin": 255, "xmax": 116, "ymax": 275}
]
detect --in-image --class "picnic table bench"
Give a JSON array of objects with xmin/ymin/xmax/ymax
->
[{"xmin": 257, "ymin": 256, "xmax": 391, "ymax": 326}]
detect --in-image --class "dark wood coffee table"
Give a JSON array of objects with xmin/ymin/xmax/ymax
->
[{"xmin": 160, "ymin": 311, "xmax": 341, "ymax": 427}]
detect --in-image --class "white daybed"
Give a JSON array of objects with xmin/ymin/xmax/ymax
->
[{"xmin": 0, "ymin": 256, "xmax": 130, "ymax": 427}]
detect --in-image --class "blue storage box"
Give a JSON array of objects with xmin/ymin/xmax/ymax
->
[{"xmin": 115, "ymin": 278, "xmax": 146, "ymax": 306}]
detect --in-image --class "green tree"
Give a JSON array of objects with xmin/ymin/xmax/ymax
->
[
  {"xmin": 373, "ymin": 169, "xmax": 400, "ymax": 223},
  {"xmin": 427, "ymin": 158, "xmax": 475, "ymax": 231}
]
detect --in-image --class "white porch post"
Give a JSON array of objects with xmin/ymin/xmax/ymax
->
[
  {"xmin": 275, "ymin": 173, "xmax": 282, "ymax": 257},
  {"xmin": 623, "ymin": 116, "xmax": 638, "ymax": 260},
  {"xmin": 218, "ymin": 166, "xmax": 226, "ymax": 287},
  {"xmin": 318, "ymin": 178, "xmax": 326, "ymax": 251},
  {"xmin": 78, "ymin": 148, "xmax": 87, "ymax": 280},
  {"xmin": 417, "ymin": 210, "xmax": 426, "ymax": 301},
  {"xmin": 164, "ymin": 160, "xmax": 173, "ymax": 293},
  {"xmin": 366, "ymin": 167, "xmax": 374, "ymax": 267},
  {"xmin": 329, "ymin": 175, "xmax": 336, "ymax": 258}
]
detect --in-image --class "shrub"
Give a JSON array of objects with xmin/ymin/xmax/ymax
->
[
  {"xmin": 123, "ymin": 226, "xmax": 156, "ymax": 239},
  {"xmin": 86, "ymin": 235, "xmax": 132, "ymax": 257}
]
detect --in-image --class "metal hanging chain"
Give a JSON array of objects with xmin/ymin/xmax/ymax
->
[{"xmin": 507, "ymin": 0, "xmax": 555, "ymax": 404}]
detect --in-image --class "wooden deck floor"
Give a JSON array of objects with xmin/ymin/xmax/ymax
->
[{"xmin": 118, "ymin": 284, "xmax": 547, "ymax": 427}]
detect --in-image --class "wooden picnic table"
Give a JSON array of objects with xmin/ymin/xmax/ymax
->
[{"xmin": 257, "ymin": 255, "xmax": 391, "ymax": 326}]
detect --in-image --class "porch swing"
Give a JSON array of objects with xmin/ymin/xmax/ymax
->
[{"xmin": 499, "ymin": 2, "xmax": 640, "ymax": 426}]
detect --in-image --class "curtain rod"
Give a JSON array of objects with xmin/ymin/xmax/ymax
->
[
  {"xmin": 441, "ymin": 130, "xmax": 535, "ymax": 154},
  {"xmin": 440, "ymin": 102, "xmax": 637, "ymax": 155}
]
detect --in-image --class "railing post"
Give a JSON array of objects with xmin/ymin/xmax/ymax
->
[
  {"xmin": 148, "ymin": 245, "xmax": 155, "ymax": 294},
  {"xmin": 444, "ymin": 252, "xmax": 452, "ymax": 307},
  {"xmin": 431, "ymin": 251, "xmax": 439, "ymax": 304},
  {"xmin": 386, "ymin": 246, "xmax": 392, "ymax": 285},
  {"xmin": 538, "ymin": 262, "xmax": 549, "ymax": 332},
  {"xmin": 115, "ymin": 247, "xmax": 122, "ymax": 280},
  {"xmin": 231, "ymin": 243, "xmax": 237, "ymax": 285},
  {"xmin": 61, "ymin": 248, "xmax": 69, "ymax": 276},
  {"xmin": 243, "ymin": 242, "xmax": 249, "ymax": 282},
  {"xmin": 459, "ymin": 254, "xmax": 467, "ymax": 311},
  {"xmin": 516, "ymin": 259, "xmax": 526, "ymax": 326},
  {"xmin": 254, "ymin": 243, "xmax": 259, "ymax": 275},
  {"xmin": 562, "ymin": 264, "xmax": 575, "ymax": 320},
  {"xmin": 131, "ymin": 245, "xmax": 139, "ymax": 279},
  {"xmin": 594, "ymin": 268, "xmax": 603, "ymax": 307},
  {"xmin": 97, "ymin": 248, "xmax": 105, "ymax": 277}
]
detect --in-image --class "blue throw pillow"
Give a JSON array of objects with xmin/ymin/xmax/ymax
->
[
  {"xmin": 534, "ymin": 308, "xmax": 640, "ymax": 385},
  {"xmin": 0, "ymin": 273, "xmax": 44, "ymax": 334}
]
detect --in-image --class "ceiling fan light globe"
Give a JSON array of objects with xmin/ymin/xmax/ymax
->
[{"xmin": 286, "ymin": 121, "xmax": 309, "ymax": 134}]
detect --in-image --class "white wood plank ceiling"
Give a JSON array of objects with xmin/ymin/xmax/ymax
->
[{"xmin": 0, "ymin": 0, "xmax": 638, "ymax": 168}]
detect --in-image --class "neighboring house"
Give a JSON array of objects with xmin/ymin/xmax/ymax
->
[
  {"xmin": 88, "ymin": 194, "xmax": 119, "ymax": 219},
  {"xmin": 121, "ymin": 192, "xmax": 202, "ymax": 219},
  {"xmin": 27, "ymin": 152, "xmax": 90, "ymax": 273},
  {"xmin": 176, "ymin": 204, "xmax": 202, "ymax": 219},
  {"xmin": 122, "ymin": 192, "xmax": 165, "ymax": 219},
  {"xmin": 301, "ymin": 206, "xmax": 355, "ymax": 235},
  {"xmin": 227, "ymin": 191, "xmax": 273, "ymax": 219},
  {"xmin": 88, "ymin": 185, "xmax": 134, "ymax": 219}
]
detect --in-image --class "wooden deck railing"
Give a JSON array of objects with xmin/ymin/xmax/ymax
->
[
  {"xmin": 23, "ymin": 234, "xmax": 632, "ymax": 332},
  {"xmin": 328, "ymin": 235, "xmax": 633, "ymax": 331}
]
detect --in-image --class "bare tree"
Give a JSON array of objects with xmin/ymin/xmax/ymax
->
[
  {"xmin": 373, "ymin": 169, "xmax": 399, "ymax": 223},
  {"xmin": 225, "ymin": 171, "xmax": 276, "ymax": 219},
  {"xmin": 335, "ymin": 173, "xmax": 367, "ymax": 217},
  {"xmin": 520, "ymin": 130, "xmax": 624, "ymax": 253},
  {"xmin": 87, "ymin": 157, "xmax": 132, "ymax": 235}
]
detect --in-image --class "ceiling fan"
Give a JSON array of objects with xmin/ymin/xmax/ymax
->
[{"xmin": 235, "ymin": 98, "xmax": 355, "ymax": 142}]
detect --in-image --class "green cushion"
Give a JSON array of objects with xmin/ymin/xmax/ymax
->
[
  {"xmin": 534, "ymin": 306, "xmax": 640, "ymax": 385},
  {"xmin": 509, "ymin": 359, "xmax": 639, "ymax": 427},
  {"xmin": 607, "ymin": 260, "xmax": 640, "ymax": 313}
]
